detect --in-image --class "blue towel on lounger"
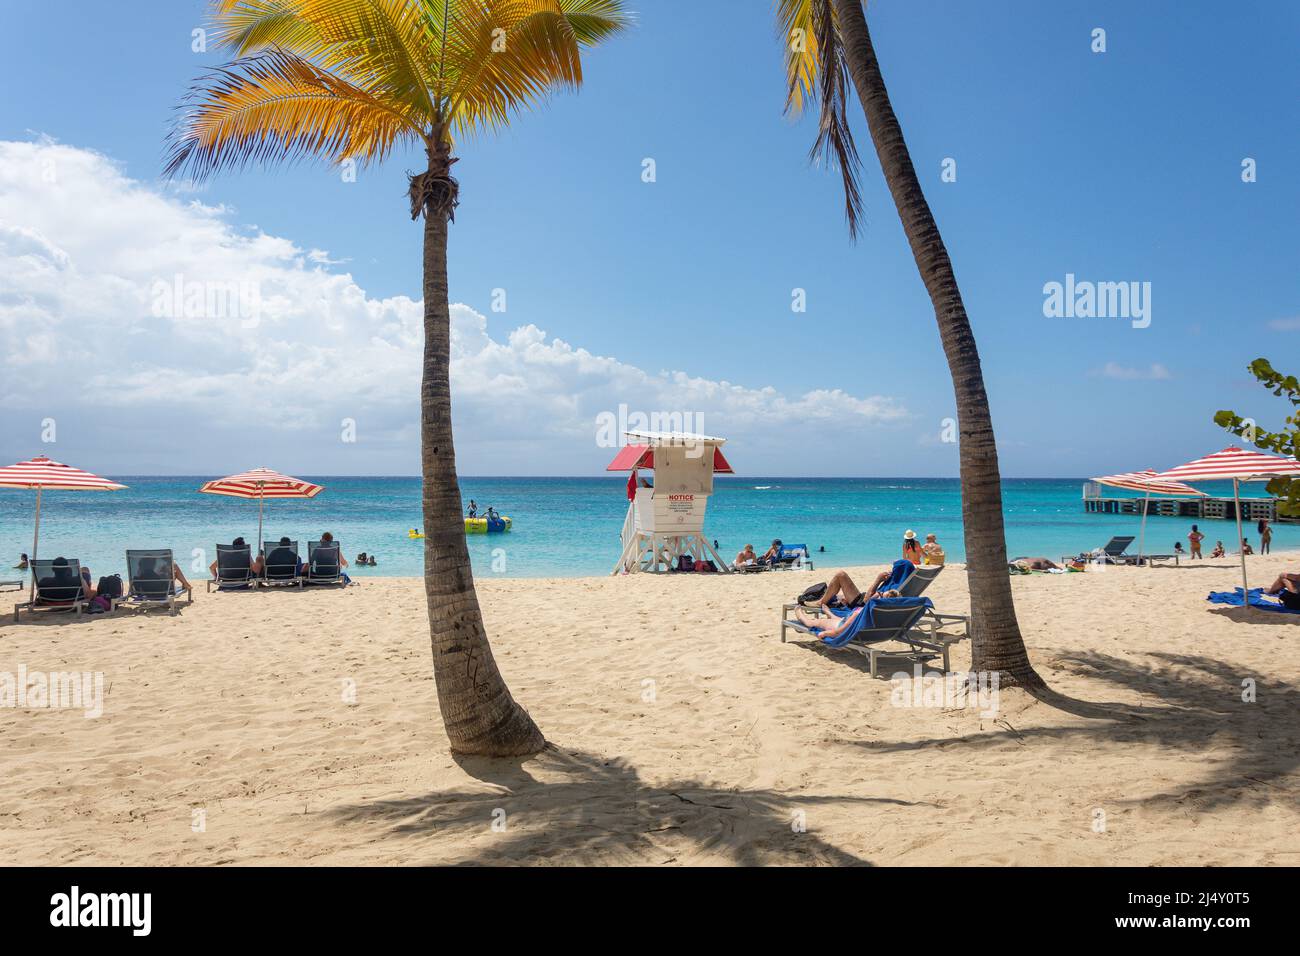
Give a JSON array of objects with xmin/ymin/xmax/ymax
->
[
  {"xmin": 814, "ymin": 595, "xmax": 934, "ymax": 648},
  {"xmin": 883, "ymin": 559, "xmax": 915, "ymax": 592},
  {"xmin": 1207, "ymin": 588, "xmax": 1300, "ymax": 614}
]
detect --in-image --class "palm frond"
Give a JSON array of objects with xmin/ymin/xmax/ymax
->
[
  {"xmin": 776, "ymin": 0, "xmax": 862, "ymax": 238},
  {"xmin": 165, "ymin": 47, "xmax": 425, "ymax": 181},
  {"xmin": 438, "ymin": 0, "xmax": 632, "ymax": 138},
  {"xmin": 212, "ymin": 0, "xmax": 441, "ymax": 119}
]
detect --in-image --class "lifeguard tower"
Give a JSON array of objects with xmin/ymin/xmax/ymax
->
[{"xmin": 606, "ymin": 430, "xmax": 734, "ymax": 574}]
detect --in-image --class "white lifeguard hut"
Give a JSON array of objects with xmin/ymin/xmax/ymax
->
[{"xmin": 606, "ymin": 430, "xmax": 734, "ymax": 574}]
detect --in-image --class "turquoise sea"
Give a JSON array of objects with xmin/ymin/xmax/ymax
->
[{"xmin": 0, "ymin": 476, "xmax": 1292, "ymax": 581}]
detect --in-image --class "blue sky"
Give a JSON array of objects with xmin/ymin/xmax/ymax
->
[{"xmin": 0, "ymin": 0, "xmax": 1296, "ymax": 477}]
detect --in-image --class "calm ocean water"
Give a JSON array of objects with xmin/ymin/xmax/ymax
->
[{"xmin": 0, "ymin": 476, "xmax": 1292, "ymax": 581}]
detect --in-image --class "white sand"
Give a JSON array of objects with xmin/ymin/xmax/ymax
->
[{"xmin": 2, "ymin": 552, "xmax": 1299, "ymax": 865}]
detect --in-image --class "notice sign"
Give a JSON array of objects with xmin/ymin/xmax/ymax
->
[{"xmin": 654, "ymin": 493, "xmax": 707, "ymax": 532}]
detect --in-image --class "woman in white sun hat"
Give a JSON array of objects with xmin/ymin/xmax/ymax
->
[{"xmin": 902, "ymin": 529, "xmax": 924, "ymax": 565}]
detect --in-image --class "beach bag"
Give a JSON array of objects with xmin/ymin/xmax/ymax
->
[
  {"xmin": 696, "ymin": 560, "xmax": 717, "ymax": 573},
  {"xmin": 97, "ymin": 574, "xmax": 123, "ymax": 599},
  {"xmin": 798, "ymin": 582, "xmax": 828, "ymax": 605},
  {"xmin": 676, "ymin": 554, "xmax": 695, "ymax": 572}
]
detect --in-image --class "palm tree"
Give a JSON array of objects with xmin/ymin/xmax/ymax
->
[
  {"xmin": 778, "ymin": 0, "xmax": 1042, "ymax": 686},
  {"xmin": 166, "ymin": 0, "xmax": 632, "ymax": 753}
]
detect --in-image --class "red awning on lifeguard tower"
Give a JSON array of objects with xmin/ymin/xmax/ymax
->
[{"xmin": 605, "ymin": 444, "xmax": 734, "ymax": 474}]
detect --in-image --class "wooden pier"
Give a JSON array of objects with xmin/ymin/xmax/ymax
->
[{"xmin": 1081, "ymin": 483, "xmax": 1290, "ymax": 523}]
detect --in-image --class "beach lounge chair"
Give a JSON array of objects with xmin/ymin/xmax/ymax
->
[
  {"xmin": 779, "ymin": 563, "xmax": 969, "ymax": 674},
  {"xmin": 208, "ymin": 544, "xmax": 255, "ymax": 592},
  {"xmin": 1062, "ymin": 535, "xmax": 1136, "ymax": 566},
  {"xmin": 13, "ymin": 558, "xmax": 116, "ymax": 622},
  {"xmin": 0, "ymin": 578, "xmax": 21, "ymax": 592},
  {"xmin": 261, "ymin": 539, "xmax": 304, "ymax": 588},
  {"xmin": 894, "ymin": 564, "xmax": 971, "ymax": 636},
  {"xmin": 782, "ymin": 601, "xmax": 947, "ymax": 677},
  {"xmin": 305, "ymin": 540, "xmax": 346, "ymax": 586},
  {"xmin": 772, "ymin": 544, "xmax": 814, "ymax": 570},
  {"xmin": 124, "ymin": 549, "xmax": 193, "ymax": 614}
]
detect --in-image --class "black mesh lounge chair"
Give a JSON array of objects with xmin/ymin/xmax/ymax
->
[
  {"xmin": 780, "ymin": 563, "xmax": 969, "ymax": 674},
  {"xmin": 13, "ymin": 558, "xmax": 115, "ymax": 622},
  {"xmin": 305, "ymin": 540, "xmax": 345, "ymax": 586},
  {"xmin": 781, "ymin": 603, "xmax": 939, "ymax": 677},
  {"xmin": 125, "ymin": 549, "xmax": 193, "ymax": 614},
  {"xmin": 261, "ymin": 538, "xmax": 303, "ymax": 588},
  {"xmin": 1062, "ymin": 535, "xmax": 1136, "ymax": 566},
  {"xmin": 208, "ymin": 544, "xmax": 254, "ymax": 592}
]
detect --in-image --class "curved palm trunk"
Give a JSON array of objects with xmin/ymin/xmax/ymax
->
[
  {"xmin": 418, "ymin": 148, "xmax": 547, "ymax": 754},
  {"xmin": 831, "ymin": 0, "xmax": 1041, "ymax": 686}
]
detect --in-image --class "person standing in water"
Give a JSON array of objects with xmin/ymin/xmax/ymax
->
[{"xmin": 1259, "ymin": 518, "xmax": 1273, "ymax": 555}]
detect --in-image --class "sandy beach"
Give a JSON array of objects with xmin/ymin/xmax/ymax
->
[{"xmin": 2, "ymin": 553, "xmax": 1299, "ymax": 866}]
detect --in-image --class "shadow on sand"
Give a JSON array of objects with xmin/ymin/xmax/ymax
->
[
  {"xmin": 846, "ymin": 650, "xmax": 1300, "ymax": 812},
  {"xmin": 326, "ymin": 745, "xmax": 947, "ymax": 865}
]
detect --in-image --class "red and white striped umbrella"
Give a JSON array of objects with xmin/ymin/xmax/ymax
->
[
  {"xmin": 198, "ymin": 468, "xmax": 323, "ymax": 500},
  {"xmin": 1158, "ymin": 447, "xmax": 1300, "ymax": 597},
  {"xmin": 0, "ymin": 455, "xmax": 127, "ymax": 491},
  {"xmin": 1092, "ymin": 469, "xmax": 1206, "ymax": 497},
  {"xmin": 1158, "ymin": 446, "xmax": 1300, "ymax": 483},
  {"xmin": 198, "ymin": 468, "xmax": 323, "ymax": 553},
  {"xmin": 1091, "ymin": 469, "xmax": 1207, "ymax": 561},
  {"xmin": 0, "ymin": 456, "xmax": 127, "ymax": 602}
]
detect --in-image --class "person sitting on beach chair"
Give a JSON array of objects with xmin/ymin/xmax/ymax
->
[
  {"xmin": 807, "ymin": 560, "xmax": 914, "ymax": 611},
  {"xmin": 38, "ymin": 556, "xmax": 96, "ymax": 602},
  {"xmin": 734, "ymin": 544, "xmax": 757, "ymax": 568},
  {"xmin": 922, "ymin": 534, "xmax": 945, "ymax": 566},
  {"xmin": 264, "ymin": 537, "xmax": 302, "ymax": 580},
  {"xmin": 210, "ymin": 537, "xmax": 256, "ymax": 578},
  {"xmin": 760, "ymin": 539, "xmax": 782, "ymax": 566},
  {"xmin": 132, "ymin": 555, "xmax": 192, "ymax": 598}
]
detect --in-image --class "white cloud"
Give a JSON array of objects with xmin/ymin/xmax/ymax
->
[
  {"xmin": 1093, "ymin": 362, "xmax": 1172, "ymax": 381},
  {"xmin": 0, "ymin": 139, "xmax": 909, "ymax": 473}
]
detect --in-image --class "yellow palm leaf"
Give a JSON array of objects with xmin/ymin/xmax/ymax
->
[
  {"xmin": 165, "ymin": 47, "xmax": 424, "ymax": 179},
  {"xmin": 169, "ymin": 0, "xmax": 632, "ymax": 181},
  {"xmin": 774, "ymin": 0, "xmax": 861, "ymax": 237}
]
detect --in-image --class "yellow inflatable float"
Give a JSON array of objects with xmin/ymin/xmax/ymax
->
[{"xmin": 407, "ymin": 515, "xmax": 512, "ymax": 538}]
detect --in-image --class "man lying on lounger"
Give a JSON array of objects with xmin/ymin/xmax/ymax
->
[
  {"xmin": 794, "ymin": 575, "xmax": 904, "ymax": 638},
  {"xmin": 806, "ymin": 562, "xmax": 913, "ymax": 612}
]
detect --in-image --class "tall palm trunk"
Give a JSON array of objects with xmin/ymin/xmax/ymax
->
[
  {"xmin": 415, "ymin": 143, "xmax": 547, "ymax": 754},
  {"xmin": 831, "ymin": 0, "xmax": 1041, "ymax": 686}
]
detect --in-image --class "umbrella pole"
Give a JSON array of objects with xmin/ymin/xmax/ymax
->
[
  {"xmin": 1234, "ymin": 477, "xmax": 1248, "ymax": 597},
  {"xmin": 257, "ymin": 489, "xmax": 265, "ymax": 556},
  {"xmin": 29, "ymin": 485, "xmax": 42, "ymax": 603},
  {"xmin": 1138, "ymin": 490, "xmax": 1150, "ymax": 566}
]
